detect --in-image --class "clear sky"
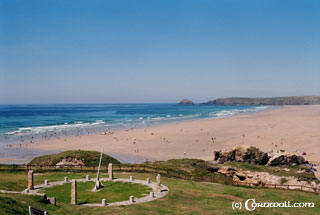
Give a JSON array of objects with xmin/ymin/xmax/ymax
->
[{"xmin": 0, "ymin": 0, "xmax": 319, "ymax": 104}]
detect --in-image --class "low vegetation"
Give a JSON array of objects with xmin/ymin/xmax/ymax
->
[
  {"xmin": 0, "ymin": 196, "xmax": 27, "ymax": 214},
  {"xmin": 151, "ymin": 159, "xmax": 233, "ymax": 183},
  {"xmin": 0, "ymin": 171, "xmax": 319, "ymax": 214},
  {"xmin": 28, "ymin": 150, "xmax": 120, "ymax": 166},
  {"xmin": 150, "ymin": 159, "xmax": 319, "ymax": 184},
  {"xmin": 1, "ymin": 154, "xmax": 319, "ymax": 214}
]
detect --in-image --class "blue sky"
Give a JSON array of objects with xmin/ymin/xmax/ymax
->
[{"xmin": 0, "ymin": 0, "xmax": 319, "ymax": 104}]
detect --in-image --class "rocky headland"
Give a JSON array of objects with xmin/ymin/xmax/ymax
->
[{"xmin": 201, "ymin": 96, "xmax": 320, "ymax": 105}]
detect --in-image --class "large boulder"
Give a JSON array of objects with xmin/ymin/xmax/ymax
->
[
  {"xmin": 214, "ymin": 145, "xmax": 269, "ymax": 165},
  {"xmin": 267, "ymin": 153, "xmax": 308, "ymax": 166}
]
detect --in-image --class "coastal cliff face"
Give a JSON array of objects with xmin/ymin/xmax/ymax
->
[
  {"xmin": 179, "ymin": 99, "xmax": 194, "ymax": 105},
  {"xmin": 201, "ymin": 96, "xmax": 320, "ymax": 106}
]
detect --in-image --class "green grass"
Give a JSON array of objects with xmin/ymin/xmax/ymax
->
[
  {"xmin": 28, "ymin": 150, "xmax": 120, "ymax": 166},
  {"xmin": 152, "ymin": 159, "xmax": 319, "ymax": 185},
  {"xmin": 151, "ymin": 159, "xmax": 233, "ymax": 183},
  {"xmin": 0, "ymin": 196, "xmax": 27, "ymax": 214},
  {"xmin": 0, "ymin": 171, "xmax": 27, "ymax": 191},
  {"xmin": 281, "ymin": 178, "xmax": 288, "ymax": 184},
  {"xmin": 0, "ymin": 171, "xmax": 99, "ymax": 192},
  {"xmin": 39, "ymin": 180, "xmax": 152, "ymax": 204},
  {"xmin": 0, "ymin": 171, "xmax": 319, "ymax": 215}
]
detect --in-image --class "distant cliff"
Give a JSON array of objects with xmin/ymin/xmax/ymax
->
[
  {"xmin": 178, "ymin": 99, "xmax": 194, "ymax": 105},
  {"xmin": 201, "ymin": 96, "xmax": 320, "ymax": 106}
]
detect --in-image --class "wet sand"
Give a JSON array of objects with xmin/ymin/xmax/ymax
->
[{"xmin": 19, "ymin": 105, "xmax": 320, "ymax": 164}]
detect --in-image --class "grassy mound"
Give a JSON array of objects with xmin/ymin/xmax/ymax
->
[
  {"xmin": 28, "ymin": 150, "xmax": 120, "ymax": 166},
  {"xmin": 40, "ymin": 181, "xmax": 152, "ymax": 204}
]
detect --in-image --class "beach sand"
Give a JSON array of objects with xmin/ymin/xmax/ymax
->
[{"xmin": 23, "ymin": 105, "xmax": 320, "ymax": 164}]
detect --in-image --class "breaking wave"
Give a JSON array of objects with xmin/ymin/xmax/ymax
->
[
  {"xmin": 7, "ymin": 120, "xmax": 105, "ymax": 135},
  {"xmin": 210, "ymin": 106, "xmax": 268, "ymax": 118}
]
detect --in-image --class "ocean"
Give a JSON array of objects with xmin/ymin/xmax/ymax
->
[{"xmin": 0, "ymin": 103, "xmax": 270, "ymax": 163}]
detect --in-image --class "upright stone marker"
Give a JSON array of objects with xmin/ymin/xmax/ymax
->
[
  {"xmin": 64, "ymin": 177, "xmax": 68, "ymax": 182},
  {"xmin": 130, "ymin": 196, "xmax": 135, "ymax": 203},
  {"xmin": 71, "ymin": 179, "xmax": 77, "ymax": 205},
  {"xmin": 44, "ymin": 180, "xmax": 48, "ymax": 186},
  {"xmin": 41, "ymin": 194, "xmax": 48, "ymax": 203},
  {"xmin": 102, "ymin": 199, "xmax": 106, "ymax": 206},
  {"xmin": 156, "ymin": 174, "xmax": 161, "ymax": 192},
  {"xmin": 146, "ymin": 178, "xmax": 151, "ymax": 184},
  {"xmin": 130, "ymin": 176, "xmax": 134, "ymax": 181},
  {"xmin": 86, "ymin": 175, "xmax": 90, "ymax": 181},
  {"xmin": 28, "ymin": 170, "xmax": 34, "ymax": 190},
  {"xmin": 108, "ymin": 163, "xmax": 113, "ymax": 180}
]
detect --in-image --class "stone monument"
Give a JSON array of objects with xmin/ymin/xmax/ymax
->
[
  {"xmin": 102, "ymin": 199, "xmax": 106, "ymax": 206},
  {"xmin": 28, "ymin": 170, "xmax": 34, "ymax": 190},
  {"xmin": 108, "ymin": 163, "xmax": 113, "ymax": 180},
  {"xmin": 156, "ymin": 174, "xmax": 161, "ymax": 192},
  {"xmin": 71, "ymin": 179, "xmax": 77, "ymax": 205}
]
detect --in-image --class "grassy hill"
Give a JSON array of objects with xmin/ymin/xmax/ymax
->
[
  {"xmin": 28, "ymin": 150, "xmax": 120, "ymax": 166},
  {"xmin": 202, "ymin": 96, "xmax": 320, "ymax": 105}
]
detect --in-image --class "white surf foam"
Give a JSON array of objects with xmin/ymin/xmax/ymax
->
[
  {"xmin": 9, "ymin": 120, "xmax": 106, "ymax": 135},
  {"xmin": 210, "ymin": 106, "xmax": 268, "ymax": 118}
]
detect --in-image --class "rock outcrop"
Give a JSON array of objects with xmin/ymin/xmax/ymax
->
[
  {"xmin": 214, "ymin": 145, "xmax": 269, "ymax": 165},
  {"xmin": 216, "ymin": 166, "xmax": 319, "ymax": 192},
  {"xmin": 268, "ymin": 152, "xmax": 308, "ymax": 166},
  {"xmin": 178, "ymin": 99, "xmax": 194, "ymax": 105},
  {"xmin": 56, "ymin": 157, "xmax": 85, "ymax": 166},
  {"xmin": 214, "ymin": 145, "xmax": 308, "ymax": 166}
]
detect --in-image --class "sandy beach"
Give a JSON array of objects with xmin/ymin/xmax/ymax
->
[{"xmin": 20, "ymin": 105, "xmax": 320, "ymax": 164}]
